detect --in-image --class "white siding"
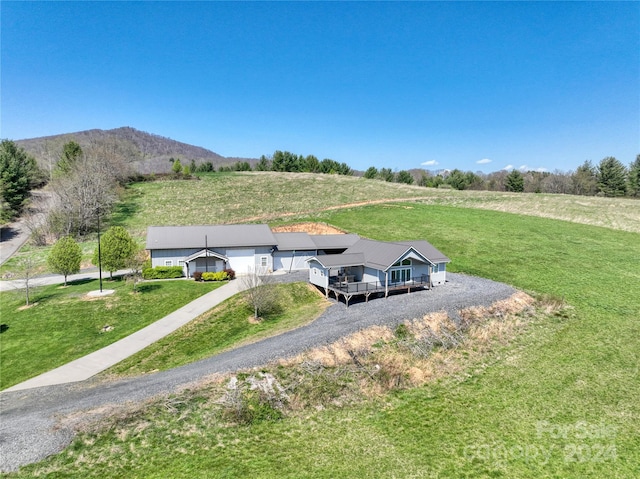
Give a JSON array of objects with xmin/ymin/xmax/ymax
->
[
  {"xmin": 226, "ymin": 249, "xmax": 256, "ymax": 275},
  {"xmin": 431, "ymin": 263, "xmax": 447, "ymax": 285},
  {"xmin": 274, "ymin": 251, "xmax": 316, "ymax": 271},
  {"xmin": 151, "ymin": 248, "xmax": 200, "ymax": 269},
  {"xmin": 307, "ymin": 260, "xmax": 329, "ymax": 288}
]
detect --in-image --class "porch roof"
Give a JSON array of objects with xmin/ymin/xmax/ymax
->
[
  {"xmin": 183, "ymin": 249, "xmax": 228, "ymax": 263},
  {"xmin": 308, "ymin": 253, "xmax": 365, "ymax": 269}
]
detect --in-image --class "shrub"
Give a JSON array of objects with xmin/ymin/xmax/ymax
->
[
  {"xmin": 192, "ymin": 271, "xmax": 203, "ymax": 281},
  {"xmin": 224, "ymin": 268, "xmax": 236, "ymax": 280},
  {"xmin": 202, "ymin": 271, "xmax": 229, "ymax": 281},
  {"xmin": 142, "ymin": 266, "xmax": 184, "ymax": 280}
]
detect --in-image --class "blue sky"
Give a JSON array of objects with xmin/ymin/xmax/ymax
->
[{"xmin": 2, "ymin": 1, "xmax": 638, "ymax": 173}]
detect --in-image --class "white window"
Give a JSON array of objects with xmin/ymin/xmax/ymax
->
[
  {"xmin": 178, "ymin": 260, "xmax": 185, "ymax": 266},
  {"xmin": 261, "ymin": 256, "xmax": 268, "ymax": 267},
  {"xmin": 393, "ymin": 259, "xmax": 411, "ymax": 267},
  {"xmin": 432, "ymin": 263, "xmax": 439, "ymax": 273},
  {"xmin": 164, "ymin": 260, "xmax": 173, "ymax": 267}
]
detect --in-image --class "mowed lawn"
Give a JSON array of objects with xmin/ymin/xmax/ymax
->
[
  {"xmin": 12, "ymin": 204, "xmax": 640, "ymax": 478},
  {"xmin": 0, "ymin": 279, "xmax": 221, "ymax": 390}
]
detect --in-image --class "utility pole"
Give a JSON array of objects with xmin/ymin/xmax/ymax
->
[{"xmin": 97, "ymin": 208, "xmax": 103, "ymax": 292}]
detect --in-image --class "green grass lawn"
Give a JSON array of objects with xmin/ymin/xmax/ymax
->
[
  {"xmin": 107, "ymin": 282, "xmax": 328, "ymax": 377},
  {"xmin": 10, "ymin": 204, "xmax": 640, "ymax": 478},
  {"xmin": 0, "ymin": 279, "xmax": 221, "ymax": 390}
]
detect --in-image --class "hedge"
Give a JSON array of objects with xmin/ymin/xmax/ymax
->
[
  {"xmin": 201, "ymin": 271, "xmax": 229, "ymax": 282},
  {"xmin": 142, "ymin": 266, "xmax": 184, "ymax": 280},
  {"xmin": 193, "ymin": 269, "xmax": 235, "ymax": 281}
]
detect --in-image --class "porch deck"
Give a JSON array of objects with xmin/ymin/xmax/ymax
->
[{"xmin": 325, "ymin": 275, "xmax": 431, "ymax": 307}]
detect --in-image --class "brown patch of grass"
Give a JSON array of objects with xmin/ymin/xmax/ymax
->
[
  {"xmin": 17, "ymin": 302, "xmax": 38, "ymax": 311},
  {"xmin": 271, "ymin": 222, "xmax": 347, "ymax": 235}
]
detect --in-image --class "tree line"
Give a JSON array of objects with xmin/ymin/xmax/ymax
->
[
  {"xmin": 362, "ymin": 156, "xmax": 640, "ymax": 197},
  {"xmin": 2, "ymin": 136, "xmax": 639, "ymax": 239}
]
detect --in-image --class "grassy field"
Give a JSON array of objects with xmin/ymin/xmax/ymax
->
[
  {"xmin": 0, "ymin": 279, "xmax": 221, "ymax": 390},
  {"xmin": 106, "ymin": 282, "xmax": 328, "ymax": 377},
  {"xmin": 114, "ymin": 172, "xmax": 640, "ymax": 236},
  {"xmin": 9, "ymin": 201, "xmax": 639, "ymax": 478},
  {"xmin": 2, "ymin": 172, "xmax": 638, "ymax": 276}
]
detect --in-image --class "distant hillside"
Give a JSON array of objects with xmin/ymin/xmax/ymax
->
[{"xmin": 15, "ymin": 127, "xmax": 256, "ymax": 174}]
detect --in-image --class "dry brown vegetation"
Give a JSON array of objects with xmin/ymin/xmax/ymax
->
[
  {"xmin": 65, "ymin": 291, "xmax": 557, "ymax": 440},
  {"xmin": 271, "ymin": 222, "xmax": 347, "ymax": 235},
  {"xmin": 278, "ymin": 291, "xmax": 539, "ymax": 402}
]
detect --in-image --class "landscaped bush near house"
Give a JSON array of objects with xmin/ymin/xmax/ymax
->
[
  {"xmin": 142, "ymin": 266, "xmax": 184, "ymax": 280},
  {"xmin": 202, "ymin": 271, "xmax": 229, "ymax": 282},
  {"xmin": 193, "ymin": 269, "xmax": 234, "ymax": 281}
]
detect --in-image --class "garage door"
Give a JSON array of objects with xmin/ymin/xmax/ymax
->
[{"xmin": 226, "ymin": 249, "xmax": 255, "ymax": 275}]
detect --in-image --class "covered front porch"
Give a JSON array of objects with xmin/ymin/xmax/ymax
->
[{"xmin": 183, "ymin": 249, "xmax": 228, "ymax": 277}]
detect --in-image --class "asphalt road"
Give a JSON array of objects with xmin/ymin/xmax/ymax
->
[{"xmin": 0, "ymin": 272, "xmax": 515, "ymax": 473}]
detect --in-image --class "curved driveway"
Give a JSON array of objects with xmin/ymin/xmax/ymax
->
[{"xmin": 0, "ymin": 272, "xmax": 515, "ymax": 473}]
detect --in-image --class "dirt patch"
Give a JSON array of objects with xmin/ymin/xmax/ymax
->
[
  {"xmin": 271, "ymin": 222, "xmax": 347, "ymax": 235},
  {"xmin": 17, "ymin": 302, "xmax": 38, "ymax": 311}
]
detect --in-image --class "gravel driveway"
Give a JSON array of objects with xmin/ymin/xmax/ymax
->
[{"xmin": 0, "ymin": 272, "xmax": 515, "ymax": 473}]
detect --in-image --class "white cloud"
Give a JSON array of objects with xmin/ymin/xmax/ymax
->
[
  {"xmin": 518, "ymin": 165, "xmax": 529, "ymax": 171},
  {"xmin": 421, "ymin": 160, "xmax": 439, "ymax": 166},
  {"xmin": 502, "ymin": 164, "xmax": 514, "ymax": 170},
  {"xmin": 477, "ymin": 158, "xmax": 492, "ymax": 165},
  {"xmin": 535, "ymin": 167, "xmax": 547, "ymax": 172}
]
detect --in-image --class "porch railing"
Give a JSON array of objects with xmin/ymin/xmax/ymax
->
[{"xmin": 328, "ymin": 275, "xmax": 430, "ymax": 294}]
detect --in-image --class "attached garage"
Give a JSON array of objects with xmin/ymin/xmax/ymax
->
[
  {"xmin": 226, "ymin": 248, "xmax": 256, "ymax": 274},
  {"xmin": 273, "ymin": 251, "xmax": 316, "ymax": 271}
]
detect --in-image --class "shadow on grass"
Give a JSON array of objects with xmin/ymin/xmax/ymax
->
[
  {"xmin": 0, "ymin": 324, "xmax": 8, "ymax": 333},
  {"xmin": 110, "ymin": 186, "xmax": 143, "ymax": 227},
  {"xmin": 67, "ymin": 278, "xmax": 98, "ymax": 287},
  {"xmin": 137, "ymin": 283, "xmax": 161, "ymax": 293}
]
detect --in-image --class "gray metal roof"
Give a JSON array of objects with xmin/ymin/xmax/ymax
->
[
  {"xmin": 395, "ymin": 240, "xmax": 450, "ymax": 264},
  {"xmin": 344, "ymin": 239, "xmax": 410, "ymax": 270},
  {"xmin": 344, "ymin": 238, "xmax": 450, "ymax": 271},
  {"xmin": 273, "ymin": 232, "xmax": 318, "ymax": 251},
  {"xmin": 308, "ymin": 253, "xmax": 365, "ymax": 268},
  {"xmin": 183, "ymin": 249, "xmax": 228, "ymax": 263},
  {"xmin": 146, "ymin": 225, "xmax": 277, "ymax": 250},
  {"xmin": 310, "ymin": 234, "xmax": 360, "ymax": 250}
]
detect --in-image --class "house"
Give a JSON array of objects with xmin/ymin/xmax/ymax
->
[
  {"xmin": 145, "ymin": 225, "xmax": 358, "ymax": 277},
  {"xmin": 146, "ymin": 225, "xmax": 449, "ymax": 304},
  {"xmin": 307, "ymin": 238, "xmax": 450, "ymax": 306},
  {"xmin": 146, "ymin": 224, "xmax": 278, "ymax": 276}
]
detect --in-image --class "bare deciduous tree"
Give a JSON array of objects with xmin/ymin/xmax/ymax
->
[
  {"xmin": 241, "ymin": 268, "xmax": 278, "ymax": 320},
  {"xmin": 11, "ymin": 256, "xmax": 43, "ymax": 306},
  {"xmin": 125, "ymin": 247, "xmax": 147, "ymax": 293}
]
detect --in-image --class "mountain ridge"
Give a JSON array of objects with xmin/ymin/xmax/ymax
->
[{"xmin": 15, "ymin": 126, "xmax": 256, "ymax": 174}]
